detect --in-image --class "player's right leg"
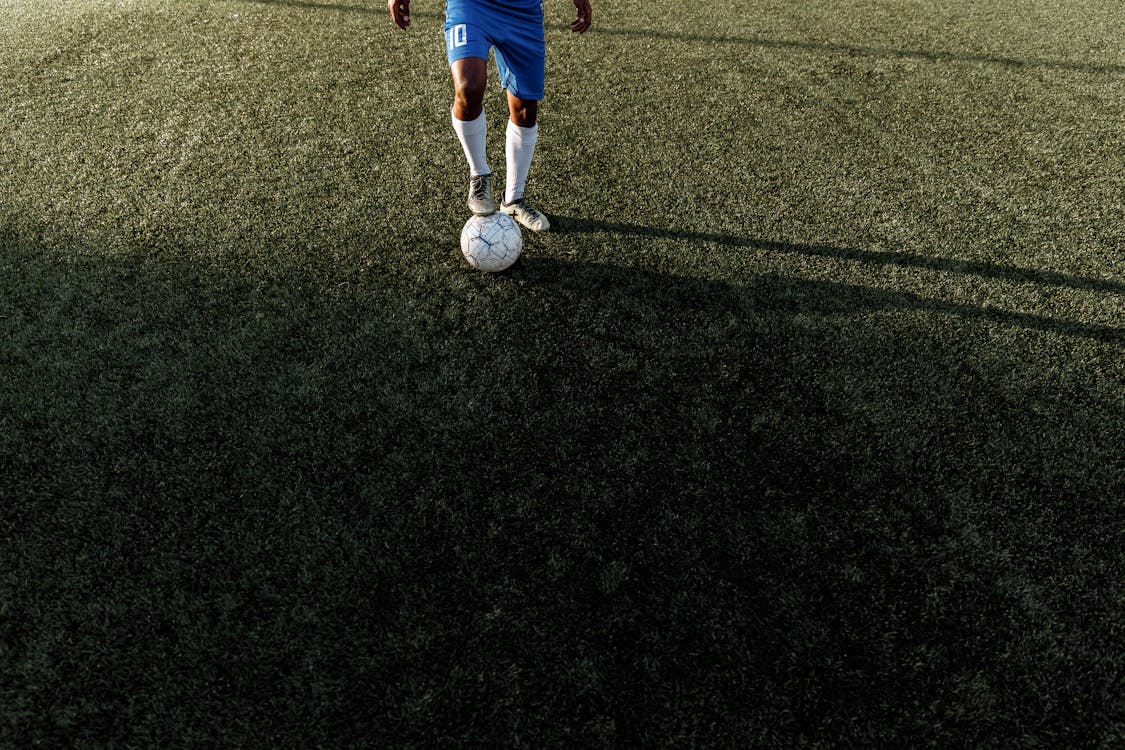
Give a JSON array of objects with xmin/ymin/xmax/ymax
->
[
  {"xmin": 446, "ymin": 12, "xmax": 496, "ymax": 215},
  {"xmin": 450, "ymin": 57, "xmax": 495, "ymax": 215}
]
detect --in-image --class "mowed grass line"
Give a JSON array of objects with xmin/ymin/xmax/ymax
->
[{"xmin": 1, "ymin": 0, "xmax": 1123, "ymax": 746}]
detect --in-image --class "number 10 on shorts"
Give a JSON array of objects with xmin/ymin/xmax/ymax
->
[{"xmin": 447, "ymin": 24, "xmax": 467, "ymax": 49}]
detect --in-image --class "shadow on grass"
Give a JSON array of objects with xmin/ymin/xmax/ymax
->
[
  {"xmin": 585, "ymin": 28, "xmax": 1125, "ymax": 76},
  {"xmin": 241, "ymin": 0, "xmax": 1125, "ymax": 75},
  {"xmin": 549, "ymin": 215, "xmax": 1125, "ymax": 346},
  {"xmin": 240, "ymin": 0, "xmax": 388, "ymax": 15},
  {"xmin": 2, "ymin": 229, "xmax": 1121, "ymax": 747}
]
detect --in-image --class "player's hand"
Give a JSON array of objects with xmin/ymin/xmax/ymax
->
[
  {"xmin": 571, "ymin": 0, "xmax": 592, "ymax": 33},
  {"xmin": 388, "ymin": 0, "xmax": 411, "ymax": 30}
]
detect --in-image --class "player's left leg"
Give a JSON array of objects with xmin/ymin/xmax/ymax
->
[
  {"xmin": 500, "ymin": 92, "xmax": 549, "ymax": 231},
  {"xmin": 493, "ymin": 12, "xmax": 550, "ymax": 232}
]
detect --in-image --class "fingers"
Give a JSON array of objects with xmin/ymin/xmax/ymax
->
[
  {"xmin": 387, "ymin": 0, "xmax": 411, "ymax": 30},
  {"xmin": 571, "ymin": 0, "xmax": 592, "ymax": 33}
]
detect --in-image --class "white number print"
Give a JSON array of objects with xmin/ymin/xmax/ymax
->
[{"xmin": 447, "ymin": 24, "xmax": 468, "ymax": 49}]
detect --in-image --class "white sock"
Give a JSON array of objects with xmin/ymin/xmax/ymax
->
[
  {"xmin": 451, "ymin": 110, "xmax": 489, "ymax": 177},
  {"xmin": 504, "ymin": 120, "xmax": 538, "ymax": 204}
]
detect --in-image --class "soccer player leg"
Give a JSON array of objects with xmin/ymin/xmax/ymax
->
[
  {"xmin": 447, "ymin": 22, "xmax": 490, "ymax": 172},
  {"xmin": 446, "ymin": 20, "xmax": 495, "ymax": 212},
  {"xmin": 450, "ymin": 59, "xmax": 490, "ymax": 176},
  {"xmin": 495, "ymin": 25, "xmax": 549, "ymax": 229},
  {"xmin": 504, "ymin": 109, "xmax": 538, "ymax": 203}
]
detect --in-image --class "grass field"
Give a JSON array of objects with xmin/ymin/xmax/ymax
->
[{"xmin": 2, "ymin": 0, "xmax": 1123, "ymax": 746}]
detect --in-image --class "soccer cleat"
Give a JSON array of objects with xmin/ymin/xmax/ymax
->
[
  {"xmin": 467, "ymin": 173, "xmax": 496, "ymax": 216},
  {"xmin": 500, "ymin": 198, "xmax": 550, "ymax": 232}
]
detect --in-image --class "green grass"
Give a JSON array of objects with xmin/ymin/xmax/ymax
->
[{"xmin": 2, "ymin": 0, "xmax": 1123, "ymax": 746}]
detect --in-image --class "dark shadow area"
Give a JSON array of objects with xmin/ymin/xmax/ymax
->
[
  {"xmin": 241, "ymin": 0, "xmax": 446, "ymax": 21},
  {"xmin": 2, "ymin": 229, "xmax": 1121, "ymax": 748},
  {"xmin": 241, "ymin": 0, "xmax": 1125, "ymax": 75},
  {"xmin": 550, "ymin": 215, "xmax": 1125, "ymax": 345}
]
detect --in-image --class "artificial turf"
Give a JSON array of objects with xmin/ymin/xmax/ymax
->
[{"xmin": 1, "ymin": 0, "xmax": 1123, "ymax": 746}]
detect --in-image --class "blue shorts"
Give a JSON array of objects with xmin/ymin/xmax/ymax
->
[{"xmin": 444, "ymin": 0, "xmax": 546, "ymax": 101}]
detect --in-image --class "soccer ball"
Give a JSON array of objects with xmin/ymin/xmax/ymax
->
[{"xmin": 460, "ymin": 212, "xmax": 522, "ymax": 272}]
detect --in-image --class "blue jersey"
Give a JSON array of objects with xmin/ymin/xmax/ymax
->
[{"xmin": 444, "ymin": 0, "xmax": 546, "ymax": 100}]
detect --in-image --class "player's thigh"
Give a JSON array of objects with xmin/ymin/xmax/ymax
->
[
  {"xmin": 451, "ymin": 56, "xmax": 489, "ymax": 103},
  {"xmin": 444, "ymin": 18, "xmax": 492, "ymax": 70}
]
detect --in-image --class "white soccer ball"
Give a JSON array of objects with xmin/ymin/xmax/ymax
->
[{"xmin": 460, "ymin": 212, "xmax": 522, "ymax": 272}]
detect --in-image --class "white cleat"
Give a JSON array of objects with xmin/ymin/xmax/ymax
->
[{"xmin": 500, "ymin": 198, "xmax": 550, "ymax": 232}]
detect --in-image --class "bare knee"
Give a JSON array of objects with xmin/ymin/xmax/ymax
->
[
  {"xmin": 452, "ymin": 60, "xmax": 487, "ymax": 120},
  {"xmin": 508, "ymin": 95, "xmax": 538, "ymax": 128}
]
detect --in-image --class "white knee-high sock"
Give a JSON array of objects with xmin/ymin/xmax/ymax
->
[
  {"xmin": 504, "ymin": 120, "xmax": 538, "ymax": 204},
  {"xmin": 452, "ymin": 110, "xmax": 489, "ymax": 177}
]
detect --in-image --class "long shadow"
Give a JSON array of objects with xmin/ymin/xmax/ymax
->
[
  {"xmin": 240, "ymin": 0, "xmax": 1125, "ymax": 76},
  {"xmin": 547, "ymin": 216, "xmax": 1124, "ymax": 346},
  {"xmin": 583, "ymin": 28, "xmax": 1125, "ymax": 76},
  {"xmin": 240, "ymin": 0, "xmax": 387, "ymax": 15},
  {"xmin": 240, "ymin": 0, "xmax": 447, "ymax": 19},
  {"xmin": 552, "ymin": 216, "xmax": 1125, "ymax": 297}
]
